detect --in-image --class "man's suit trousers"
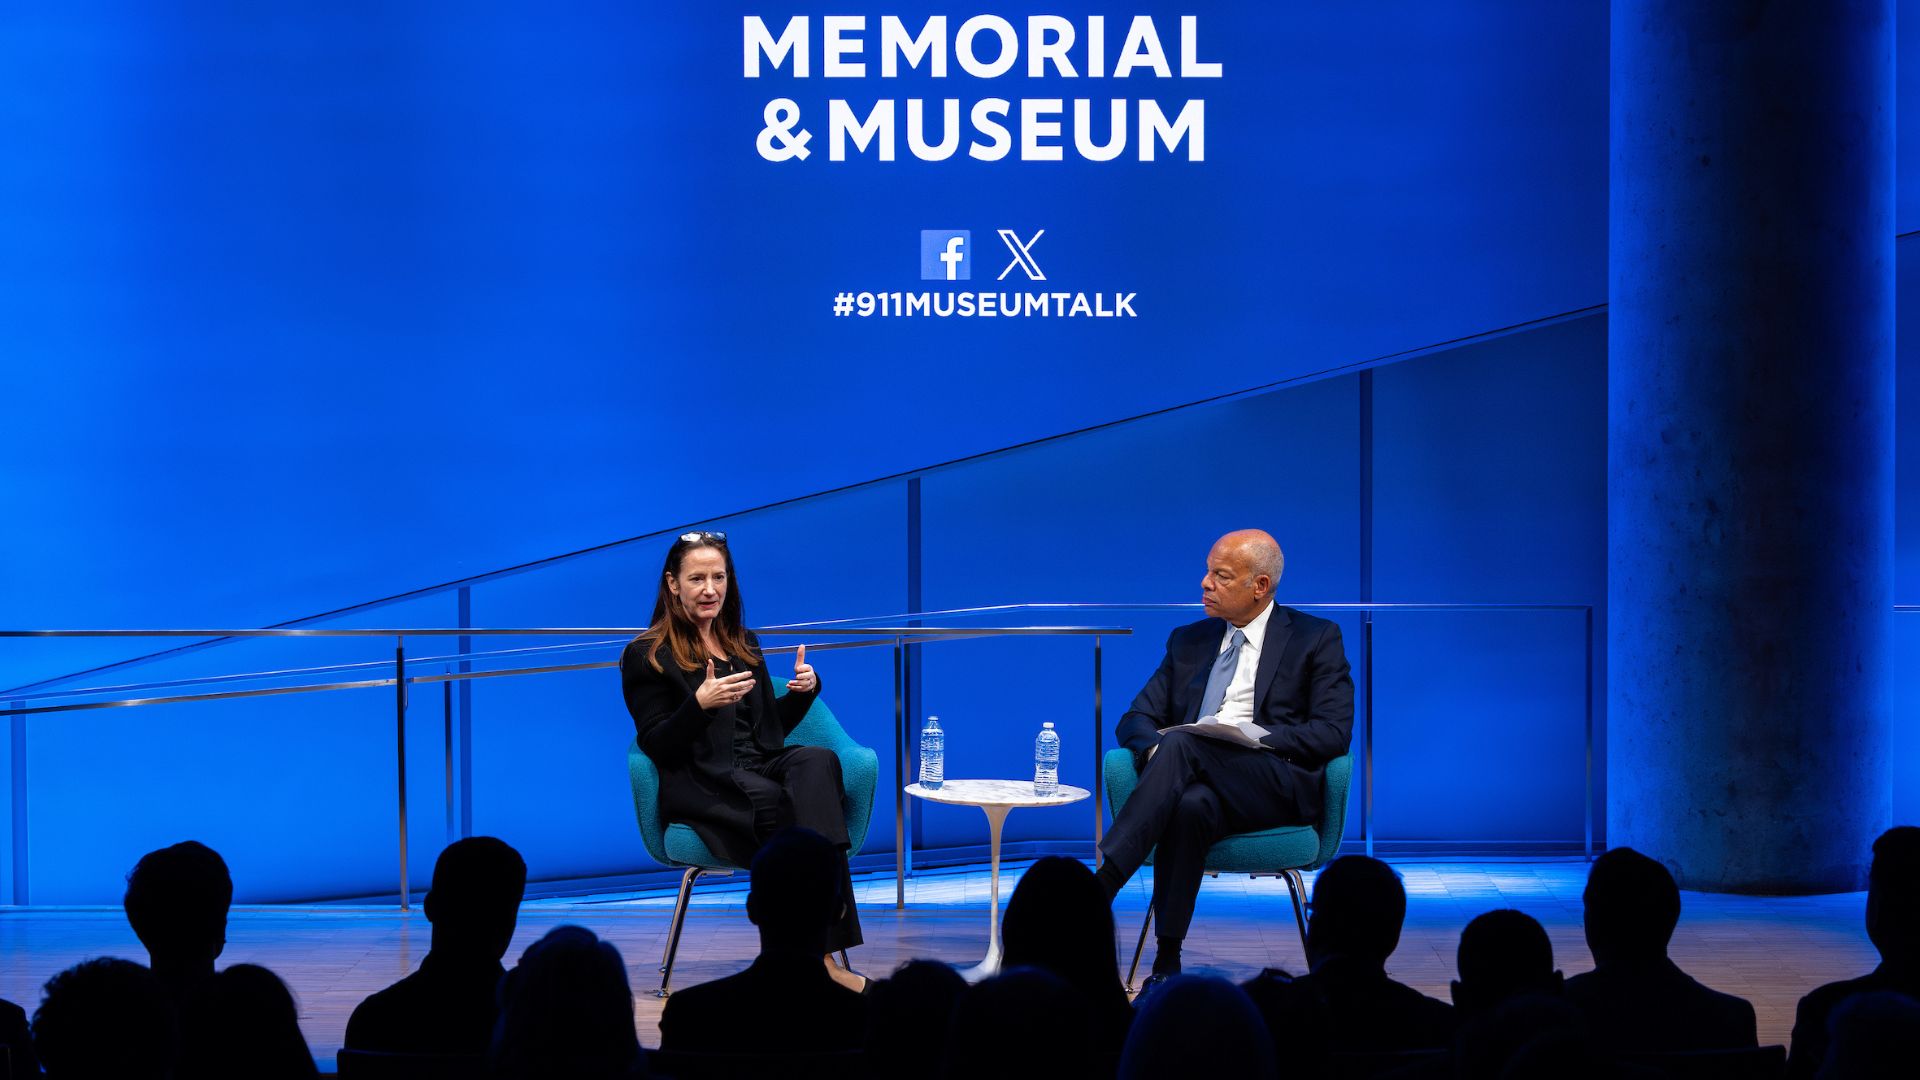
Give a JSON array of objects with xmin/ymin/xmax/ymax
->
[{"xmin": 1097, "ymin": 726, "xmax": 1306, "ymax": 941}]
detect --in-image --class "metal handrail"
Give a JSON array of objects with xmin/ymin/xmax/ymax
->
[
  {"xmin": 4, "ymin": 596, "xmax": 1748, "ymax": 907},
  {"xmin": 2, "ymin": 622, "xmax": 1132, "ymax": 911},
  {"xmin": 0, "ymin": 601, "xmax": 1643, "ymax": 910}
]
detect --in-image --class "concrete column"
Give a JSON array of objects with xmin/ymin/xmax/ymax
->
[{"xmin": 1608, "ymin": 1, "xmax": 1895, "ymax": 892}]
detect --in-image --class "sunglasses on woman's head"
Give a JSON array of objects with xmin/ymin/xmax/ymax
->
[{"xmin": 679, "ymin": 530, "xmax": 727, "ymax": 544}]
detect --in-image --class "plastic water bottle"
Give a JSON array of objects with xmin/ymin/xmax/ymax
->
[
  {"xmin": 920, "ymin": 716, "xmax": 944, "ymax": 790},
  {"xmin": 1034, "ymin": 722, "xmax": 1060, "ymax": 796}
]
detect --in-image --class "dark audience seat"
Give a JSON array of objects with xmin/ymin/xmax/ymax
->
[
  {"xmin": 644, "ymin": 1048, "xmax": 865, "ymax": 1080},
  {"xmin": 335, "ymin": 1048, "xmax": 487, "ymax": 1079},
  {"xmin": 1615, "ymin": 1044, "xmax": 1787, "ymax": 1080},
  {"xmin": 1325, "ymin": 1048, "xmax": 1450, "ymax": 1078}
]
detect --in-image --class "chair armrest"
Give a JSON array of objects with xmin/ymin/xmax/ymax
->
[
  {"xmin": 774, "ymin": 677, "xmax": 881, "ymax": 854},
  {"xmin": 1103, "ymin": 748, "xmax": 1139, "ymax": 822},
  {"xmin": 838, "ymin": 743, "xmax": 880, "ymax": 854},
  {"xmin": 626, "ymin": 739, "xmax": 672, "ymax": 865}
]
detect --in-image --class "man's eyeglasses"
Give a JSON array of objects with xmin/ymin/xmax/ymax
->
[{"xmin": 679, "ymin": 530, "xmax": 728, "ymax": 544}]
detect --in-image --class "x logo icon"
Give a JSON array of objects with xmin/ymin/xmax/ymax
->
[{"xmin": 996, "ymin": 229, "xmax": 1046, "ymax": 281}]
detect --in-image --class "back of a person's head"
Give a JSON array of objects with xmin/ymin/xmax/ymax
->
[
  {"xmin": 1582, "ymin": 847, "xmax": 1681, "ymax": 964},
  {"xmin": 1866, "ymin": 826, "xmax": 1920, "ymax": 959},
  {"xmin": 1001, "ymin": 857, "xmax": 1123, "ymax": 1005},
  {"xmin": 32, "ymin": 958, "xmax": 176, "ymax": 1080},
  {"xmin": 1119, "ymin": 974, "xmax": 1275, "ymax": 1080},
  {"xmin": 492, "ymin": 925, "xmax": 643, "ymax": 1080},
  {"xmin": 1306, "ymin": 855, "xmax": 1407, "ymax": 968},
  {"xmin": 1454, "ymin": 909, "xmax": 1561, "ymax": 1015},
  {"xmin": 1819, "ymin": 991, "xmax": 1920, "ymax": 1079},
  {"xmin": 945, "ymin": 968, "xmax": 1094, "ymax": 1080},
  {"xmin": 124, "ymin": 841, "xmax": 233, "ymax": 968},
  {"xmin": 424, "ymin": 837, "xmax": 527, "ymax": 957},
  {"xmin": 745, "ymin": 827, "xmax": 842, "ymax": 948},
  {"xmin": 180, "ymin": 963, "xmax": 318, "ymax": 1079},
  {"xmin": 867, "ymin": 960, "xmax": 968, "ymax": 1069}
]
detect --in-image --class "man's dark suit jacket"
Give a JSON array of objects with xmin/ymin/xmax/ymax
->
[
  {"xmin": 1244, "ymin": 958, "xmax": 1456, "ymax": 1068},
  {"xmin": 1117, "ymin": 606, "xmax": 1355, "ymax": 820},
  {"xmin": 620, "ymin": 630, "xmax": 821, "ymax": 867},
  {"xmin": 343, "ymin": 951, "xmax": 505, "ymax": 1056},
  {"xmin": 1, "ymin": 997, "xmax": 38, "ymax": 1080},
  {"xmin": 1564, "ymin": 958, "xmax": 1757, "ymax": 1053},
  {"xmin": 658, "ymin": 952, "xmax": 866, "ymax": 1055},
  {"xmin": 1786, "ymin": 962, "xmax": 1920, "ymax": 1078}
]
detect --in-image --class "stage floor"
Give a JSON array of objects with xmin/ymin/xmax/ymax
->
[{"xmin": 0, "ymin": 859, "xmax": 1875, "ymax": 1061}]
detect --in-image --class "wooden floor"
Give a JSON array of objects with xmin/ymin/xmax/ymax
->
[{"xmin": 0, "ymin": 859, "xmax": 1877, "ymax": 1064}]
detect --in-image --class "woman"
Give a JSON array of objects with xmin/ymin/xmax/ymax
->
[
  {"xmin": 619, "ymin": 530, "xmax": 865, "ymax": 990},
  {"xmin": 492, "ymin": 925, "xmax": 647, "ymax": 1080},
  {"xmin": 1001, "ymin": 856, "xmax": 1135, "ymax": 1069}
]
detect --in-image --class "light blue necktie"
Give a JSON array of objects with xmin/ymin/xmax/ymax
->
[{"xmin": 1197, "ymin": 629, "xmax": 1247, "ymax": 721}]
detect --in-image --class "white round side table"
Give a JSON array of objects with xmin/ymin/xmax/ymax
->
[{"xmin": 905, "ymin": 778, "xmax": 1092, "ymax": 981}]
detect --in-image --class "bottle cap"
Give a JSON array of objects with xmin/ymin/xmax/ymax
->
[{"xmin": 1043, "ymin": 722, "xmax": 1054, "ymax": 728}]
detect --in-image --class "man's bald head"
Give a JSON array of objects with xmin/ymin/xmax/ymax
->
[
  {"xmin": 1216, "ymin": 530, "xmax": 1283, "ymax": 581},
  {"xmin": 1201, "ymin": 530, "xmax": 1283, "ymax": 627}
]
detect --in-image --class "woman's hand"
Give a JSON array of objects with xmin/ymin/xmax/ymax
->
[
  {"xmin": 788, "ymin": 643, "xmax": 818, "ymax": 694},
  {"xmin": 695, "ymin": 658, "xmax": 756, "ymax": 711}
]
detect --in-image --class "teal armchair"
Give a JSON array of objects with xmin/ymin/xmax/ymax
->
[
  {"xmin": 628, "ymin": 677, "xmax": 879, "ymax": 996},
  {"xmin": 1102, "ymin": 747, "xmax": 1353, "ymax": 989}
]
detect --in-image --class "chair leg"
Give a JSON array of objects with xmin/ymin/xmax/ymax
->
[
  {"xmin": 656, "ymin": 867, "xmax": 704, "ymax": 998},
  {"xmin": 1126, "ymin": 908, "xmax": 1154, "ymax": 994},
  {"xmin": 1281, "ymin": 868, "xmax": 1309, "ymax": 955}
]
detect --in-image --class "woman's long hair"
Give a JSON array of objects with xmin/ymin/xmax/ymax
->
[
  {"xmin": 638, "ymin": 533, "xmax": 761, "ymax": 672},
  {"xmin": 491, "ymin": 925, "xmax": 646, "ymax": 1080},
  {"xmin": 1001, "ymin": 856, "xmax": 1133, "ymax": 1053}
]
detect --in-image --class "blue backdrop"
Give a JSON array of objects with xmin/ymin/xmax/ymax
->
[{"xmin": 0, "ymin": 3, "xmax": 1915, "ymax": 903}]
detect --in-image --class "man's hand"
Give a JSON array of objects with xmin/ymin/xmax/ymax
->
[
  {"xmin": 789, "ymin": 643, "xmax": 818, "ymax": 694},
  {"xmin": 695, "ymin": 658, "xmax": 755, "ymax": 711}
]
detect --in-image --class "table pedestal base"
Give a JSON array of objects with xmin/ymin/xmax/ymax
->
[{"xmin": 962, "ymin": 803, "xmax": 1011, "ymax": 983}]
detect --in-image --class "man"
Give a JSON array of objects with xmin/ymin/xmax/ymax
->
[
  {"xmin": 1563, "ymin": 847, "xmax": 1756, "ymax": 1052},
  {"xmin": 658, "ymin": 827, "xmax": 867, "ymax": 1054},
  {"xmin": 1787, "ymin": 826, "xmax": 1920, "ymax": 1078},
  {"xmin": 123, "ymin": 841, "xmax": 232, "ymax": 1006},
  {"xmin": 1243, "ymin": 855, "xmax": 1455, "ymax": 1066},
  {"xmin": 1096, "ymin": 529, "xmax": 1354, "ymax": 981},
  {"xmin": 346, "ymin": 836, "xmax": 528, "ymax": 1056}
]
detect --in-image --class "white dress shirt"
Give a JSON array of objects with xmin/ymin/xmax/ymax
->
[{"xmin": 1196, "ymin": 601, "xmax": 1275, "ymax": 747}]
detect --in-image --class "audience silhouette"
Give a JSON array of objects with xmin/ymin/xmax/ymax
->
[
  {"xmin": 1563, "ymin": 846, "xmax": 1757, "ymax": 1052},
  {"xmin": 1816, "ymin": 990, "xmax": 1920, "ymax": 1080},
  {"xmin": 492, "ymin": 924, "xmax": 647, "ymax": 1080},
  {"xmin": 1242, "ymin": 854, "xmax": 1454, "ymax": 1069},
  {"xmin": 1002, "ymin": 855, "xmax": 1135, "ymax": 1064},
  {"xmin": 179, "ymin": 963, "xmax": 320, "ymax": 1079},
  {"xmin": 0, "ymin": 996, "xmax": 38, "ymax": 1080},
  {"xmin": 1118, "ymin": 974, "xmax": 1275, "ymax": 1080},
  {"xmin": 865, "ymin": 959, "xmax": 967, "ymax": 1076},
  {"xmin": 123, "ymin": 840, "xmax": 233, "ymax": 1005},
  {"xmin": 945, "ymin": 967, "xmax": 1097, "ymax": 1080},
  {"xmin": 346, "ymin": 836, "xmax": 527, "ymax": 1056},
  {"xmin": 1454, "ymin": 993, "xmax": 1601, "ymax": 1080},
  {"xmin": 1789, "ymin": 826, "xmax": 1920, "ymax": 1078},
  {"xmin": 658, "ymin": 826, "xmax": 866, "ymax": 1056},
  {"xmin": 31, "ymin": 829, "xmax": 1920, "ymax": 1075},
  {"xmin": 1452, "ymin": 908, "xmax": 1563, "ymax": 1017},
  {"xmin": 31, "ymin": 958, "xmax": 176, "ymax": 1080}
]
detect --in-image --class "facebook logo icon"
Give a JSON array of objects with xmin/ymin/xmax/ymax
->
[{"xmin": 920, "ymin": 230, "xmax": 971, "ymax": 281}]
